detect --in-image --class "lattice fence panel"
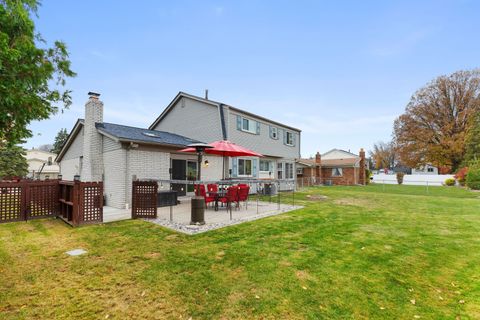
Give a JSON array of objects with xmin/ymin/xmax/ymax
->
[
  {"xmin": 78, "ymin": 182, "xmax": 103, "ymax": 224},
  {"xmin": 28, "ymin": 181, "xmax": 59, "ymax": 219},
  {"xmin": 0, "ymin": 184, "xmax": 23, "ymax": 223},
  {"xmin": 132, "ymin": 181, "xmax": 158, "ymax": 219}
]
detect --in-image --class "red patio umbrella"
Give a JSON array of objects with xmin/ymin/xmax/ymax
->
[{"xmin": 179, "ymin": 140, "xmax": 263, "ymax": 179}]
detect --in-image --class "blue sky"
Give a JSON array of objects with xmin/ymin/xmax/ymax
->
[{"xmin": 25, "ymin": 0, "xmax": 479, "ymax": 157}]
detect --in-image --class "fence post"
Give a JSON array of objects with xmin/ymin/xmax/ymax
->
[
  {"xmin": 72, "ymin": 180, "xmax": 80, "ymax": 226},
  {"xmin": 21, "ymin": 181, "xmax": 29, "ymax": 221}
]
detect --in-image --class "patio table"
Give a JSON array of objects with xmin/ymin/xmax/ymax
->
[{"xmin": 208, "ymin": 191, "xmax": 227, "ymax": 211}]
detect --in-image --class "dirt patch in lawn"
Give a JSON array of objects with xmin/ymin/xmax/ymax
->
[
  {"xmin": 305, "ymin": 194, "xmax": 328, "ymax": 201},
  {"xmin": 333, "ymin": 198, "xmax": 372, "ymax": 208}
]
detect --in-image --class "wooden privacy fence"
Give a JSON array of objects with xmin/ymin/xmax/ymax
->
[
  {"xmin": 0, "ymin": 180, "xmax": 103, "ymax": 226},
  {"xmin": 132, "ymin": 180, "xmax": 158, "ymax": 219},
  {"xmin": 59, "ymin": 181, "xmax": 103, "ymax": 226}
]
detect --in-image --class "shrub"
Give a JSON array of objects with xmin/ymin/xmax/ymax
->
[
  {"xmin": 455, "ymin": 167, "xmax": 469, "ymax": 186},
  {"xmin": 396, "ymin": 172, "xmax": 405, "ymax": 185},
  {"xmin": 466, "ymin": 161, "xmax": 480, "ymax": 190},
  {"xmin": 444, "ymin": 178, "xmax": 455, "ymax": 186},
  {"xmin": 365, "ymin": 169, "xmax": 372, "ymax": 185}
]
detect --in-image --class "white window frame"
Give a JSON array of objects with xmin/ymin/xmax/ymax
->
[
  {"xmin": 259, "ymin": 160, "xmax": 272, "ymax": 173},
  {"xmin": 238, "ymin": 158, "xmax": 253, "ymax": 177},
  {"xmin": 285, "ymin": 163, "xmax": 294, "ymax": 180},
  {"xmin": 271, "ymin": 127, "xmax": 278, "ymax": 139},
  {"xmin": 241, "ymin": 117, "xmax": 257, "ymax": 134},
  {"xmin": 332, "ymin": 167, "xmax": 343, "ymax": 177},
  {"xmin": 286, "ymin": 131, "xmax": 294, "ymax": 146},
  {"xmin": 277, "ymin": 162, "xmax": 283, "ymax": 179}
]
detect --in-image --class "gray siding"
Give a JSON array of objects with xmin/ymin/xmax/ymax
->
[
  {"xmin": 62, "ymin": 127, "xmax": 84, "ymax": 160},
  {"xmin": 151, "ymin": 97, "xmax": 223, "ymax": 143},
  {"xmin": 226, "ymin": 109, "xmax": 300, "ymax": 160},
  {"xmin": 59, "ymin": 127, "xmax": 84, "ymax": 180},
  {"xmin": 103, "ymin": 136, "xmax": 121, "ymax": 152}
]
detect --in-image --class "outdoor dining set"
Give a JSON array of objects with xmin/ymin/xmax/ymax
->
[{"xmin": 194, "ymin": 183, "xmax": 250, "ymax": 212}]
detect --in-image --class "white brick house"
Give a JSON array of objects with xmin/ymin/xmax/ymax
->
[{"xmin": 57, "ymin": 92, "xmax": 301, "ymax": 209}]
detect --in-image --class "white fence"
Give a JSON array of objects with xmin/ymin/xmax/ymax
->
[{"xmin": 372, "ymin": 174, "xmax": 454, "ymax": 186}]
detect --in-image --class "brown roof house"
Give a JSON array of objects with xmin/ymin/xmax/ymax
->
[{"xmin": 296, "ymin": 149, "xmax": 366, "ymax": 186}]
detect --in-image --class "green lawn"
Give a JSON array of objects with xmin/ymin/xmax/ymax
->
[{"xmin": 1, "ymin": 185, "xmax": 480, "ymax": 319}]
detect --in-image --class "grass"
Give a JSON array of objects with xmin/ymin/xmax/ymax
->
[{"xmin": 1, "ymin": 185, "xmax": 480, "ymax": 319}]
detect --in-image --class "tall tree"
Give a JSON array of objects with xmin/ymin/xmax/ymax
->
[
  {"xmin": 0, "ymin": 0, "xmax": 75, "ymax": 147},
  {"xmin": 369, "ymin": 141, "xmax": 397, "ymax": 170},
  {"xmin": 51, "ymin": 128, "xmax": 68, "ymax": 154},
  {"xmin": 0, "ymin": 145, "xmax": 28, "ymax": 179},
  {"xmin": 464, "ymin": 110, "xmax": 480, "ymax": 164},
  {"xmin": 394, "ymin": 70, "xmax": 480, "ymax": 171}
]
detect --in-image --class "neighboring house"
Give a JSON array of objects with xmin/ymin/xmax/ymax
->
[
  {"xmin": 149, "ymin": 91, "xmax": 301, "ymax": 189},
  {"xmin": 57, "ymin": 91, "xmax": 301, "ymax": 209},
  {"xmin": 296, "ymin": 148, "xmax": 366, "ymax": 186},
  {"xmin": 412, "ymin": 164, "xmax": 438, "ymax": 175},
  {"xmin": 25, "ymin": 149, "xmax": 60, "ymax": 180}
]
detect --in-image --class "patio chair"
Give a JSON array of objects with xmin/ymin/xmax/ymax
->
[
  {"xmin": 194, "ymin": 184, "xmax": 215, "ymax": 207},
  {"xmin": 207, "ymin": 184, "xmax": 218, "ymax": 193},
  {"xmin": 237, "ymin": 185, "xmax": 250, "ymax": 209},
  {"xmin": 219, "ymin": 186, "xmax": 239, "ymax": 211}
]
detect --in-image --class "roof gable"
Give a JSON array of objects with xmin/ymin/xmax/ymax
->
[
  {"xmin": 55, "ymin": 119, "xmax": 84, "ymax": 162},
  {"xmin": 321, "ymin": 148, "xmax": 358, "ymax": 160},
  {"xmin": 148, "ymin": 91, "xmax": 301, "ymax": 132}
]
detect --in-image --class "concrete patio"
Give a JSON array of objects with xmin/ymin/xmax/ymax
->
[{"xmin": 146, "ymin": 197, "xmax": 303, "ymax": 234}]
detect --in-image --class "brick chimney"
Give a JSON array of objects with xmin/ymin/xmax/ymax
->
[
  {"xmin": 315, "ymin": 151, "xmax": 322, "ymax": 184},
  {"xmin": 82, "ymin": 92, "xmax": 103, "ymax": 181},
  {"xmin": 359, "ymin": 148, "xmax": 366, "ymax": 185}
]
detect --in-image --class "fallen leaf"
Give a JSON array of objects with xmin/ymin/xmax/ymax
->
[
  {"xmin": 361, "ymin": 247, "xmax": 365, "ymax": 250},
  {"xmin": 451, "ymin": 282, "xmax": 456, "ymax": 287},
  {"xmin": 414, "ymin": 316, "xmax": 420, "ymax": 319},
  {"xmin": 459, "ymin": 300, "xmax": 465, "ymax": 304},
  {"xmin": 255, "ymin": 295, "xmax": 260, "ymax": 299},
  {"xmin": 380, "ymin": 307, "xmax": 385, "ymax": 310},
  {"xmin": 141, "ymin": 291, "xmax": 146, "ymax": 297},
  {"xmin": 439, "ymin": 296, "xmax": 444, "ymax": 301},
  {"xmin": 105, "ymin": 315, "xmax": 109, "ymax": 319},
  {"xmin": 408, "ymin": 288, "xmax": 414, "ymax": 292},
  {"xmin": 302, "ymin": 286, "xmax": 307, "ymax": 290},
  {"xmin": 410, "ymin": 299, "xmax": 416, "ymax": 305}
]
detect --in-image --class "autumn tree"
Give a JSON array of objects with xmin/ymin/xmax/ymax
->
[
  {"xmin": 464, "ymin": 110, "xmax": 480, "ymax": 164},
  {"xmin": 394, "ymin": 70, "xmax": 480, "ymax": 171},
  {"xmin": 369, "ymin": 141, "xmax": 397, "ymax": 170},
  {"xmin": 0, "ymin": 0, "xmax": 75, "ymax": 147},
  {"xmin": 51, "ymin": 128, "xmax": 68, "ymax": 154}
]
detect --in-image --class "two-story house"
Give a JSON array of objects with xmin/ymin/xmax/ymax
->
[
  {"xmin": 57, "ymin": 91, "xmax": 301, "ymax": 209},
  {"xmin": 149, "ymin": 92, "xmax": 301, "ymax": 187}
]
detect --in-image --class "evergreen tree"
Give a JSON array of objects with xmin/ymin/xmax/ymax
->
[
  {"xmin": 0, "ymin": 145, "xmax": 28, "ymax": 179},
  {"xmin": 51, "ymin": 128, "xmax": 69, "ymax": 154}
]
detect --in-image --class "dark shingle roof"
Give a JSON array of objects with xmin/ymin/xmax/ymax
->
[{"xmin": 96, "ymin": 122, "xmax": 203, "ymax": 147}]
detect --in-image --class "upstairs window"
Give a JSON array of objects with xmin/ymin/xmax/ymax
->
[
  {"xmin": 286, "ymin": 131, "xmax": 294, "ymax": 146},
  {"xmin": 270, "ymin": 127, "xmax": 278, "ymax": 139},
  {"xmin": 427, "ymin": 167, "xmax": 434, "ymax": 172},
  {"xmin": 237, "ymin": 115, "xmax": 260, "ymax": 134}
]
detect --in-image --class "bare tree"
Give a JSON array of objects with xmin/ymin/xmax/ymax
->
[{"xmin": 369, "ymin": 141, "xmax": 396, "ymax": 170}]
